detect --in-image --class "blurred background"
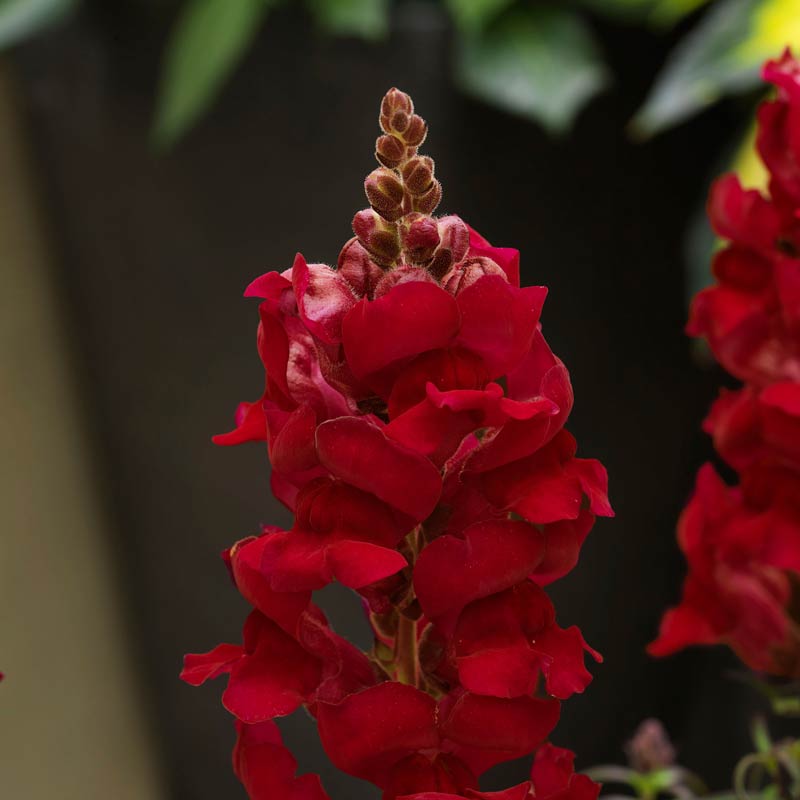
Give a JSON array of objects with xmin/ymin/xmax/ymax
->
[{"xmin": 1, "ymin": 0, "xmax": 796, "ymax": 797}]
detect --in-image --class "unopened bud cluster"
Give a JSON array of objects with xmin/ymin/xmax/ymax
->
[{"xmin": 350, "ymin": 87, "xmax": 464, "ymax": 274}]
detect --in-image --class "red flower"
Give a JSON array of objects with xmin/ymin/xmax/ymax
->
[
  {"xmin": 653, "ymin": 52, "xmax": 800, "ymax": 676},
  {"xmin": 394, "ymin": 743, "xmax": 599, "ymax": 800},
  {"xmin": 185, "ymin": 87, "xmax": 611, "ymax": 798},
  {"xmin": 650, "ymin": 464, "xmax": 800, "ymax": 676}
]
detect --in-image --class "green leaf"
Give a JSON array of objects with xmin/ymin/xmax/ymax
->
[
  {"xmin": 0, "ymin": 0, "xmax": 79, "ymax": 49},
  {"xmin": 152, "ymin": 0, "xmax": 270, "ymax": 149},
  {"xmin": 306, "ymin": 0, "xmax": 388, "ymax": 40},
  {"xmin": 455, "ymin": 7, "xmax": 610, "ymax": 134},
  {"xmin": 444, "ymin": 0, "xmax": 515, "ymax": 33},
  {"xmin": 632, "ymin": 0, "xmax": 800, "ymax": 137},
  {"xmin": 577, "ymin": 0, "xmax": 711, "ymax": 27}
]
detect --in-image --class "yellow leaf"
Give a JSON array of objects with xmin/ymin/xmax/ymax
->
[
  {"xmin": 731, "ymin": 120, "xmax": 768, "ymax": 191},
  {"xmin": 738, "ymin": 0, "xmax": 800, "ymax": 60}
]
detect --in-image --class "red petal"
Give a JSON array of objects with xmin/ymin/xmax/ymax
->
[
  {"xmin": 223, "ymin": 613, "xmax": 322, "ymax": 723},
  {"xmin": 316, "ymin": 416, "xmax": 442, "ymax": 520},
  {"xmin": 342, "ymin": 281, "xmax": 460, "ymax": 379},
  {"xmin": 292, "ymin": 253, "xmax": 357, "ymax": 344},
  {"xmin": 317, "ymin": 682, "xmax": 439, "ymax": 785},
  {"xmin": 533, "ymin": 625, "xmax": 601, "ymax": 699},
  {"xmin": 244, "ymin": 270, "xmax": 292, "ymax": 299},
  {"xmin": 233, "ymin": 720, "xmax": 331, "ymax": 800},
  {"xmin": 439, "ymin": 692, "xmax": 560, "ymax": 774},
  {"xmin": 467, "ymin": 226, "xmax": 521, "ymax": 287},
  {"xmin": 180, "ymin": 643, "xmax": 243, "ymax": 686},
  {"xmin": 213, "ymin": 399, "xmax": 267, "ymax": 446},
  {"xmin": 414, "ymin": 520, "xmax": 545, "ymax": 633},
  {"xmin": 532, "ymin": 510, "xmax": 596, "ymax": 586},
  {"xmin": 456, "ymin": 277, "xmax": 546, "ymax": 377},
  {"xmin": 707, "ymin": 174, "xmax": 781, "ymax": 250},
  {"xmin": 269, "ymin": 404, "xmax": 319, "ymax": 473},
  {"xmin": 228, "ymin": 534, "xmax": 311, "ymax": 632}
]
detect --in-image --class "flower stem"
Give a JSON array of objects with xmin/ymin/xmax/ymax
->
[{"xmin": 395, "ymin": 613, "xmax": 418, "ymax": 687}]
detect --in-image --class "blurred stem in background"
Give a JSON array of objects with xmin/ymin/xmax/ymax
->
[{"xmin": 587, "ymin": 697, "xmax": 800, "ymax": 800}]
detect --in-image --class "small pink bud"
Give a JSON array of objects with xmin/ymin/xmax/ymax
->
[
  {"xmin": 380, "ymin": 88, "xmax": 413, "ymax": 134},
  {"xmin": 401, "ymin": 156, "xmax": 435, "ymax": 197},
  {"xmin": 374, "ymin": 264, "xmax": 436, "ymax": 298},
  {"xmin": 403, "ymin": 115, "xmax": 427, "ymax": 147},
  {"xmin": 402, "ymin": 214, "xmax": 440, "ymax": 264},
  {"xmin": 352, "ymin": 209, "xmax": 401, "ymax": 266},
  {"xmin": 437, "ymin": 215, "xmax": 469, "ymax": 262},
  {"xmin": 442, "ymin": 256, "xmax": 505, "ymax": 294},
  {"xmin": 365, "ymin": 167, "xmax": 406, "ymax": 222},
  {"xmin": 337, "ymin": 237, "xmax": 383, "ymax": 298},
  {"xmin": 412, "ymin": 180, "xmax": 442, "ymax": 214},
  {"xmin": 376, "ymin": 134, "xmax": 406, "ymax": 169},
  {"xmin": 391, "ymin": 110, "xmax": 410, "ymax": 134}
]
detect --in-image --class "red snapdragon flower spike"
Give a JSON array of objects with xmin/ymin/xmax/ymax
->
[
  {"xmin": 650, "ymin": 464, "xmax": 800, "ymax": 676},
  {"xmin": 186, "ymin": 86, "xmax": 611, "ymax": 799},
  {"xmin": 652, "ymin": 52, "xmax": 800, "ymax": 677}
]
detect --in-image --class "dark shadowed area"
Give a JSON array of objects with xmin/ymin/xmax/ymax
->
[{"xmin": 7, "ymin": 1, "xmax": 767, "ymax": 797}]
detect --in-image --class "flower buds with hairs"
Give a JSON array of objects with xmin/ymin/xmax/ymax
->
[
  {"xmin": 427, "ymin": 215, "xmax": 469, "ymax": 279},
  {"xmin": 401, "ymin": 214, "xmax": 440, "ymax": 264},
  {"xmin": 376, "ymin": 134, "xmax": 406, "ymax": 169},
  {"xmin": 353, "ymin": 209, "xmax": 401, "ymax": 266},
  {"xmin": 401, "ymin": 156, "xmax": 435, "ymax": 197},
  {"xmin": 379, "ymin": 87, "xmax": 427, "ymax": 150},
  {"xmin": 365, "ymin": 167, "xmax": 406, "ymax": 222}
]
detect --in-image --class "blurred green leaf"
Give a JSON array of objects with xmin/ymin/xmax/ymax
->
[
  {"xmin": 632, "ymin": 0, "xmax": 800, "ymax": 137},
  {"xmin": 444, "ymin": 0, "xmax": 515, "ymax": 33},
  {"xmin": 455, "ymin": 7, "xmax": 609, "ymax": 134},
  {"xmin": 306, "ymin": 0, "xmax": 388, "ymax": 40},
  {"xmin": 0, "ymin": 0, "xmax": 79, "ymax": 49},
  {"xmin": 578, "ymin": 0, "xmax": 711, "ymax": 27},
  {"xmin": 152, "ymin": 0, "xmax": 270, "ymax": 149}
]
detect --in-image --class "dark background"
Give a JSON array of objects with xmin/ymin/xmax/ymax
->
[{"xmin": 10, "ymin": 2, "xmax": 765, "ymax": 797}]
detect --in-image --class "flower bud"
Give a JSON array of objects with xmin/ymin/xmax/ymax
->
[
  {"xmin": 380, "ymin": 88, "xmax": 414, "ymax": 135},
  {"xmin": 374, "ymin": 264, "xmax": 435, "ymax": 298},
  {"xmin": 428, "ymin": 217, "xmax": 471, "ymax": 281},
  {"xmin": 402, "ymin": 114, "xmax": 427, "ymax": 147},
  {"xmin": 365, "ymin": 167, "xmax": 406, "ymax": 222},
  {"xmin": 437, "ymin": 215, "xmax": 469, "ymax": 263},
  {"xmin": 442, "ymin": 256, "xmax": 505, "ymax": 294},
  {"xmin": 337, "ymin": 237, "xmax": 383, "ymax": 298},
  {"xmin": 375, "ymin": 134, "xmax": 406, "ymax": 169},
  {"xmin": 625, "ymin": 719, "xmax": 676, "ymax": 773},
  {"xmin": 401, "ymin": 156, "xmax": 435, "ymax": 197},
  {"xmin": 401, "ymin": 214, "xmax": 440, "ymax": 264},
  {"xmin": 412, "ymin": 180, "xmax": 442, "ymax": 215},
  {"xmin": 427, "ymin": 248, "xmax": 454, "ymax": 280},
  {"xmin": 353, "ymin": 209, "xmax": 401, "ymax": 266}
]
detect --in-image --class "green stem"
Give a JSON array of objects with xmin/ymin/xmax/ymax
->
[{"xmin": 395, "ymin": 613, "xmax": 418, "ymax": 687}]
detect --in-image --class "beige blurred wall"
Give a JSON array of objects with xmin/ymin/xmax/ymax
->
[{"xmin": 0, "ymin": 62, "xmax": 166, "ymax": 799}]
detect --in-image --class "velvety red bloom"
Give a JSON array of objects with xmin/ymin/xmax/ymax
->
[
  {"xmin": 316, "ymin": 681, "xmax": 560, "ymax": 792},
  {"xmin": 650, "ymin": 465, "xmax": 800, "ymax": 676},
  {"xmin": 186, "ymin": 87, "xmax": 609, "ymax": 799},
  {"xmin": 395, "ymin": 743, "xmax": 600, "ymax": 800},
  {"xmin": 653, "ymin": 53, "xmax": 800, "ymax": 676}
]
